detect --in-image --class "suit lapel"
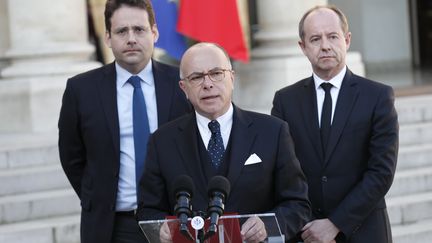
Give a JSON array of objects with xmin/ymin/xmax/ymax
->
[
  {"xmin": 226, "ymin": 106, "xmax": 257, "ymax": 191},
  {"xmin": 97, "ymin": 63, "xmax": 120, "ymax": 160},
  {"xmin": 324, "ymin": 70, "xmax": 359, "ymax": 164},
  {"xmin": 153, "ymin": 61, "xmax": 174, "ymax": 125},
  {"xmin": 301, "ymin": 77, "xmax": 324, "ymax": 161},
  {"xmin": 174, "ymin": 113, "xmax": 208, "ymax": 196}
]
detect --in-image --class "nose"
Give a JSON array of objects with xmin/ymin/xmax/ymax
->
[
  {"xmin": 127, "ymin": 30, "xmax": 137, "ymax": 44},
  {"xmin": 202, "ymin": 75, "xmax": 213, "ymax": 89},
  {"xmin": 320, "ymin": 37, "xmax": 331, "ymax": 51}
]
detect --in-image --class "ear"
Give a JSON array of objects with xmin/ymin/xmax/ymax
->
[
  {"xmin": 104, "ymin": 31, "xmax": 112, "ymax": 48},
  {"xmin": 152, "ymin": 25, "xmax": 159, "ymax": 43},
  {"xmin": 229, "ymin": 71, "xmax": 235, "ymax": 90},
  {"xmin": 298, "ymin": 40, "xmax": 306, "ymax": 55},
  {"xmin": 345, "ymin": 32, "xmax": 352, "ymax": 50},
  {"xmin": 179, "ymin": 80, "xmax": 189, "ymax": 99}
]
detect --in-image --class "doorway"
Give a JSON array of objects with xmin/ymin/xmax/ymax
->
[{"xmin": 412, "ymin": 0, "xmax": 432, "ymax": 67}]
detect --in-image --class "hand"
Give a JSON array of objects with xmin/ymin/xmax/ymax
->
[
  {"xmin": 159, "ymin": 221, "xmax": 173, "ymax": 243},
  {"xmin": 301, "ymin": 218, "xmax": 339, "ymax": 243},
  {"xmin": 240, "ymin": 216, "xmax": 267, "ymax": 243}
]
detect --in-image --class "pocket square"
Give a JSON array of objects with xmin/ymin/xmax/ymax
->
[{"xmin": 244, "ymin": 153, "xmax": 262, "ymax": 165}]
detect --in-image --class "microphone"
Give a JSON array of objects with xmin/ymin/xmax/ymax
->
[
  {"xmin": 172, "ymin": 175, "xmax": 195, "ymax": 241},
  {"xmin": 204, "ymin": 176, "xmax": 231, "ymax": 240}
]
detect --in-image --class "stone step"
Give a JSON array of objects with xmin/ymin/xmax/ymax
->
[
  {"xmin": 0, "ymin": 133, "xmax": 58, "ymax": 170},
  {"xmin": 397, "ymin": 143, "xmax": 432, "ymax": 170},
  {"xmin": 387, "ymin": 191, "xmax": 432, "ymax": 226},
  {"xmin": 254, "ymin": 94, "xmax": 432, "ymax": 124},
  {"xmin": 0, "ymin": 214, "xmax": 79, "ymax": 243},
  {"xmin": 396, "ymin": 94, "xmax": 432, "ymax": 125},
  {"xmin": 399, "ymin": 121, "xmax": 432, "ymax": 146},
  {"xmin": 0, "ymin": 188, "xmax": 80, "ymax": 224},
  {"xmin": 388, "ymin": 166, "xmax": 432, "ymax": 197},
  {"xmin": 3, "ymin": 129, "xmax": 424, "ymax": 168},
  {"xmin": 0, "ymin": 164, "xmax": 70, "ymax": 196},
  {"xmin": 392, "ymin": 218, "xmax": 432, "ymax": 243}
]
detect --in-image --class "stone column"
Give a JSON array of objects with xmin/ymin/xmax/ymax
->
[
  {"xmin": 0, "ymin": 0, "xmax": 100, "ymax": 133},
  {"xmin": 0, "ymin": 0, "xmax": 10, "ymax": 70},
  {"xmin": 233, "ymin": 0, "xmax": 364, "ymax": 113}
]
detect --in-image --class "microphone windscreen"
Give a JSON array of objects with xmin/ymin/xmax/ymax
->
[
  {"xmin": 172, "ymin": 175, "xmax": 195, "ymax": 197},
  {"xmin": 208, "ymin": 176, "xmax": 231, "ymax": 198}
]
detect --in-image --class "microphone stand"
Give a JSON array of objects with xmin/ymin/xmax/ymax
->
[
  {"xmin": 203, "ymin": 223, "xmax": 216, "ymax": 241},
  {"xmin": 178, "ymin": 213, "xmax": 194, "ymax": 241},
  {"xmin": 194, "ymin": 211, "xmax": 206, "ymax": 243}
]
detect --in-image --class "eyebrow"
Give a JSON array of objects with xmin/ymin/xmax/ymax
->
[
  {"xmin": 309, "ymin": 34, "xmax": 321, "ymax": 40},
  {"xmin": 309, "ymin": 31, "xmax": 340, "ymax": 38},
  {"xmin": 187, "ymin": 67, "xmax": 225, "ymax": 76},
  {"xmin": 113, "ymin": 25, "xmax": 148, "ymax": 31}
]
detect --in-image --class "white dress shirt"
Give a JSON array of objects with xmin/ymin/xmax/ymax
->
[
  {"xmin": 115, "ymin": 61, "xmax": 158, "ymax": 211},
  {"xmin": 196, "ymin": 104, "xmax": 233, "ymax": 149},
  {"xmin": 314, "ymin": 66, "xmax": 346, "ymax": 127}
]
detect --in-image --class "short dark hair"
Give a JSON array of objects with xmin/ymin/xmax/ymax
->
[
  {"xmin": 298, "ymin": 5, "xmax": 349, "ymax": 41},
  {"xmin": 104, "ymin": 0, "xmax": 156, "ymax": 33}
]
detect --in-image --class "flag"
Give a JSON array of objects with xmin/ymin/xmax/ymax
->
[
  {"xmin": 177, "ymin": 0, "xmax": 249, "ymax": 62},
  {"xmin": 152, "ymin": 0, "xmax": 187, "ymax": 60}
]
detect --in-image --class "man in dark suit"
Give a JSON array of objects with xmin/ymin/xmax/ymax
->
[
  {"xmin": 137, "ymin": 42, "xmax": 311, "ymax": 242},
  {"xmin": 58, "ymin": 0, "xmax": 190, "ymax": 242},
  {"xmin": 271, "ymin": 5, "xmax": 399, "ymax": 243}
]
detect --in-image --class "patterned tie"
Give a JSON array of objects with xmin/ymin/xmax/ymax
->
[
  {"xmin": 207, "ymin": 120, "xmax": 225, "ymax": 169},
  {"xmin": 128, "ymin": 76, "xmax": 150, "ymax": 190},
  {"xmin": 320, "ymin": 82, "xmax": 333, "ymax": 154}
]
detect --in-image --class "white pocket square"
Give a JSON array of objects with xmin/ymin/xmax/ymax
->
[{"xmin": 244, "ymin": 153, "xmax": 262, "ymax": 165}]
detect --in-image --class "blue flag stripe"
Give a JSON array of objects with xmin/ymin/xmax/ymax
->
[{"xmin": 152, "ymin": 0, "xmax": 187, "ymax": 60}]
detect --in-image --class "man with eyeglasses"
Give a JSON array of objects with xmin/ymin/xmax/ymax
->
[{"xmin": 137, "ymin": 42, "xmax": 311, "ymax": 243}]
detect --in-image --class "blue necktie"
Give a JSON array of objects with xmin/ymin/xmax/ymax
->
[
  {"xmin": 208, "ymin": 120, "xmax": 225, "ymax": 169},
  {"xmin": 320, "ymin": 82, "xmax": 333, "ymax": 154},
  {"xmin": 128, "ymin": 76, "xmax": 150, "ymax": 189}
]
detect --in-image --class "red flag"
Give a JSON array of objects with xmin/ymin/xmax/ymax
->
[{"xmin": 177, "ymin": 0, "xmax": 249, "ymax": 62}]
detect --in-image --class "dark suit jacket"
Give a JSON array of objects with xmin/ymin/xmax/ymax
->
[
  {"xmin": 137, "ymin": 106, "xmax": 311, "ymax": 241},
  {"xmin": 58, "ymin": 61, "xmax": 191, "ymax": 243},
  {"xmin": 271, "ymin": 69, "xmax": 398, "ymax": 242}
]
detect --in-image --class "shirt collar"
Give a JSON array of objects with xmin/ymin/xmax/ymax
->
[
  {"xmin": 115, "ymin": 60, "xmax": 154, "ymax": 88},
  {"xmin": 196, "ymin": 103, "xmax": 234, "ymax": 133},
  {"xmin": 313, "ymin": 66, "xmax": 346, "ymax": 91}
]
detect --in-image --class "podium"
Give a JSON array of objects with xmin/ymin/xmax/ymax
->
[{"xmin": 138, "ymin": 213, "xmax": 285, "ymax": 243}]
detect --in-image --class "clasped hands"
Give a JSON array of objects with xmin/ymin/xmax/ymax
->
[{"xmin": 301, "ymin": 218, "xmax": 339, "ymax": 243}]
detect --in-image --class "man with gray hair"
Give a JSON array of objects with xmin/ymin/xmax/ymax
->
[{"xmin": 138, "ymin": 42, "xmax": 311, "ymax": 242}]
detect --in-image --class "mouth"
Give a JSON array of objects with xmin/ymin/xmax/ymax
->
[
  {"xmin": 201, "ymin": 95, "xmax": 219, "ymax": 101},
  {"xmin": 124, "ymin": 49, "xmax": 140, "ymax": 54},
  {"xmin": 319, "ymin": 55, "xmax": 334, "ymax": 59}
]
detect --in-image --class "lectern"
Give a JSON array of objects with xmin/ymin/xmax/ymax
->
[{"xmin": 139, "ymin": 213, "xmax": 285, "ymax": 243}]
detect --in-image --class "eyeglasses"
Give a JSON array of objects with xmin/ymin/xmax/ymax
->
[{"xmin": 182, "ymin": 69, "xmax": 233, "ymax": 87}]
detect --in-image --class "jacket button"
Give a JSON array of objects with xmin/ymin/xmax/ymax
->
[
  {"xmin": 114, "ymin": 171, "xmax": 119, "ymax": 178},
  {"xmin": 322, "ymin": 176, "xmax": 328, "ymax": 182},
  {"xmin": 110, "ymin": 204, "xmax": 115, "ymax": 211},
  {"xmin": 314, "ymin": 208, "xmax": 323, "ymax": 215}
]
